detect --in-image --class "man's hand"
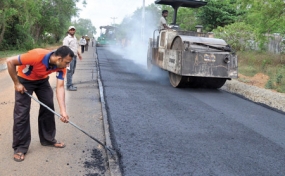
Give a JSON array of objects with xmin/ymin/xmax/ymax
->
[
  {"xmin": 15, "ymin": 83, "xmax": 27, "ymax": 94},
  {"xmin": 60, "ymin": 111, "xmax": 69, "ymax": 123},
  {"xmin": 78, "ymin": 53, "xmax": 83, "ymax": 60}
]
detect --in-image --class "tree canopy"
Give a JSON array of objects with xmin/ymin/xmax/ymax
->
[
  {"xmin": 196, "ymin": 0, "xmax": 244, "ymax": 31},
  {"xmin": 72, "ymin": 18, "xmax": 96, "ymax": 38},
  {"xmin": 0, "ymin": 0, "xmax": 95, "ymax": 50}
]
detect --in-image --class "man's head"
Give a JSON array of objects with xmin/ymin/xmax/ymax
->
[
  {"xmin": 162, "ymin": 10, "xmax": 168, "ymax": 17},
  {"xmin": 53, "ymin": 46, "xmax": 74, "ymax": 68},
  {"xmin": 68, "ymin": 26, "xmax": 76, "ymax": 36},
  {"xmin": 82, "ymin": 36, "xmax": 85, "ymax": 39}
]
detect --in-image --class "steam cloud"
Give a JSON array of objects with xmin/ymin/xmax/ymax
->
[{"xmin": 105, "ymin": 7, "xmax": 170, "ymax": 85}]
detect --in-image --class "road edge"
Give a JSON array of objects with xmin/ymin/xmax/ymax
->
[
  {"xmin": 94, "ymin": 48, "xmax": 122, "ymax": 176},
  {"xmin": 221, "ymin": 79, "xmax": 285, "ymax": 113}
]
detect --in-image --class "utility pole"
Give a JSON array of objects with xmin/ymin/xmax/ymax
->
[
  {"xmin": 110, "ymin": 17, "xmax": 117, "ymax": 26},
  {"xmin": 141, "ymin": 0, "xmax": 145, "ymax": 42}
]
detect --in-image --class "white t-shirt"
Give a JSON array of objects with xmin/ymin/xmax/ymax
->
[
  {"xmin": 79, "ymin": 38, "xmax": 87, "ymax": 46},
  {"xmin": 63, "ymin": 34, "xmax": 78, "ymax": 56},
  {"xmin": 160, "ymin": 16, "xmax": 167, "ymax": 30}
]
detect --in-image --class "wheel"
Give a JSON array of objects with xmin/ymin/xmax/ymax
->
[
  {"xmin": 168, "ymin": 37, "xmax": 185, "ymax": 88},
  {"xmin": 205, "ymin": 78, "xmax": 227, "ymax": 89},
  {"xmin": 169, "ymin": 72, "xmax": 184, "ymax": 88}
]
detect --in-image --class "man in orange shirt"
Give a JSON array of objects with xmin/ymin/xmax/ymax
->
[{"xmin": 6, "ymin": 46, "xmax": 73, "ymax": 162}]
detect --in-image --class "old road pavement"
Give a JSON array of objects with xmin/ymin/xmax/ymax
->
[{"xmin": 97, "ymin": 46, "xmax": 285, "ymax": 176}]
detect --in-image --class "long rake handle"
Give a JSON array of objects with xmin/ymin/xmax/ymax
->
[{"xmin": 24, "ymin": 91, "xmax": 113, "ymax": 154}]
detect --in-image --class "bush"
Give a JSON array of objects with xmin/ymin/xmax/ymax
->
[
  {"xmin": 265, "ymin": 79, "xmax": 274, "ymax": 89},
  {"xmin": 213, "ymin": 22, "xmax": 255, "ymax": 51}
]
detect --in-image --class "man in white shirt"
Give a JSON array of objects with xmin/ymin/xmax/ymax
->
[
  {"xmin": 63, "ymin": 26, "xmax": 82, "ymax": 91},
  {"xmin": 79, "ymin": 36, "xmax": 87, "ymax": 54},
  {"xmin": 160, "ymin": 10, "xmax": 170, "ymax": 30},
  {"xmin": 91, "ymin": 37, "xmax": 95, "ymax": 47}
]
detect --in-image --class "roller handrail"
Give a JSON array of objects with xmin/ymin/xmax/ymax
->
[{"xmin": 153, "ymin": 29, "xmax": 160, "ymax": 48}]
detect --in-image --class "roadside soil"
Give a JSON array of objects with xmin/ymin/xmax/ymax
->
[{"xmin": 238, "ymin": 73, "xmax": 269, "ymax": 88}]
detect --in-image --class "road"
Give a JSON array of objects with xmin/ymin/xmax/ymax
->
[
  {"xmin": 0, "ymin": 47, "xmax": 110, "ymax": 176},
  {"xmin": 97, "ymin": 47, "xmax": 285, "ymax": 176}
]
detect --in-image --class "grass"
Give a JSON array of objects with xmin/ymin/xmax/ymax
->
[
  {"xmin": 238, "ymin": 51, "xmax": 285, "ymax": 93},
  {"xmin": 237, "ymin": 77, "xmax": 252, "ymax": 83},
  {"xmin": 0, "ymin": 50, "xmax": 25, "ymax": 59},
  {"xmin": 0, "ymin": 43, "xmax": 62, "ymax": 64}
]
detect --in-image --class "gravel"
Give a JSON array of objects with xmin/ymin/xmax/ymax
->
[{"xmin": 221, "ymin": 79, "xmax": 285, "ymax": 112}]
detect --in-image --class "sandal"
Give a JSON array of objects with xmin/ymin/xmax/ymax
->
[
  {"xmin": 42, "ymin": 141, "xmax": 66, "ymax": 148},
  {"xmin": 14, "ymin": 153, "xmax": 25, "ymax": 162},
  {"xmin": 53, "ymin": 141, "xmax": 66, "ymax": 148}
]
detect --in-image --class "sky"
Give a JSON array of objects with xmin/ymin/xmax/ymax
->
[{"xmin": 76, "ymin": 0, "xmax": 155, "ymax": 37}]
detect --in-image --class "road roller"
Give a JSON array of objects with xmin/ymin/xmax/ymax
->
[{"xmin": 147, "ymin": 0, "xmax": 238, "ymax": 88}]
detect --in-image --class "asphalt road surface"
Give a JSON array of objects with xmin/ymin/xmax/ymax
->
[{"xmin": 97, "ymin": 47, "xmax": 285, "ymax": 176}]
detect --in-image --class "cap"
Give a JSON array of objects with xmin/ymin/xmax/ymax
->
[{"xmin": 68, "ymin": 26, "xmax": 76, "ymax": 30}]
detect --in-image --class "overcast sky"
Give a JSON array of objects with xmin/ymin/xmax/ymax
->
[{"xmin": 76, "ymin": 0, "xmax": 155, "ymax": 37}]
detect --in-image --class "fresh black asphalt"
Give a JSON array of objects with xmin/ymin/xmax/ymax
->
[{"xmin": 97, "ymin": 47, "xmax": 285, "ymax": 176}]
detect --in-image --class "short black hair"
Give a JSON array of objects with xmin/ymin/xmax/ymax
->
[
  {"xmin": 162, "ymin": 10, "xmax": 168, "ymax": 14},
  {"xmin": 55, "ymin": 46, "xmax": 74, "ymax": 58}
]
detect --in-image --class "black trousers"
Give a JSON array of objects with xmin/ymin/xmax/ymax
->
[
  {"xmin": 13, "ymin": 77, "xmax": 56, "ymax": 154},
  {"xmin": 81, "ymin": 45, "xmax": 85, "ymax": 53}
]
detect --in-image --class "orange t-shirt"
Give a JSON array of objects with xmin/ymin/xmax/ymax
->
[{"xmin": 17, "ymin": 48, "xmax": 66, "ymax": 81}]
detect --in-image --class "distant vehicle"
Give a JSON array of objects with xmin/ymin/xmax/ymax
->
[
  {"xmin": 147, "ymin": 0, "xmax": 238, "ymax": 88},
  {"xmin": 96, "ymin": 25, "xmax": 117, "ymax": 47}
]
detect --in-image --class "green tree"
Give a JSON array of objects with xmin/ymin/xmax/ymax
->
[
  {"xmin": 213, "ymin": 22, "xmax": 255, "ymax": 51},
  {"xmin": 0, "ymin": 0, "xmax": 88, "ymax": 50},
  {"xmin": 32, "ymin": 0, "xmax": 79, "ymax": 43},
  {"xmin": 237, "ymin": 0, "xmax": 285, "ymax": 34},
  {"xmin": 72, "ymin": 18, "xmax": 96, "ymax": 38},
  {"xmin": 0, "ymin": 0, "xmax": 16, "ymax": 46},
  {"xmin": 196, "ymin": 0, "xmax": 243, "ymax": 31},
  {"xmin": 236, "ymin": 0, "xmax": 285, "ymax": 49},
  {"xmin": 0, "ymin": 0, "xmax": 42, "ymax": 50}
]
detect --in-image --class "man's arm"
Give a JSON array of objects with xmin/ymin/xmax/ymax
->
[
  {"xmin": 6, "ymin": 56, "xmax": 26, "ymax": 93},
  {"xmin": 74, "ymin": 39, "xmax": 82, "ymax": 60},
  {"xmin": 163, "ymin": 24, "xmax": 170, "ymax": 29},
  {"xmin": 77, "ymin": 50, "xmax": 83, "ymax": 60},
  {"xmin": 56, "ymin": 79, "xmax": 69, "ymax": 123}
]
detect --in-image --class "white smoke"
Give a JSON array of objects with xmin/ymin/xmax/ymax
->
[{"xmin": 105, "ymin": 6, "xmax": 169, "ymax": 85}]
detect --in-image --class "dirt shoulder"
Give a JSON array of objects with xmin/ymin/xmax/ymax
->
[
  {"xmin": 0, "ymin": 46, "xmax": 110, "ymax": 175},
  {"xmin": 222, "ymin": 78, "xmax": 285, "ymax": 112},
  {"xmin": 238, "ymin": 73, "xmax": 269, "ymax": 88}
]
